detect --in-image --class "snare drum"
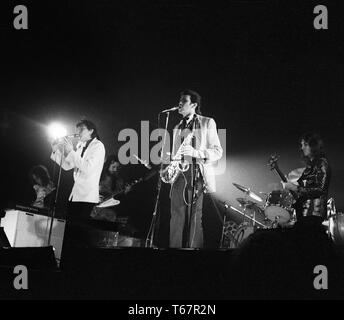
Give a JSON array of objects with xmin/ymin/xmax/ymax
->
[{"xmin": 264, "ymin": 190, "xmax": 294, "ymax": 225}]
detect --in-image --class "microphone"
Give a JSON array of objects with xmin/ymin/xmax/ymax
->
[
  {"xmin": 54, "ymin": 134, "xmax": 79, "ymax": 142},
  {"xmin": 160, "ymin": 106, "xmax": 179, "ymax": 113},
  {"xmin": 65, "ymin": 134, "xmax": 80, "ymax": 138}
]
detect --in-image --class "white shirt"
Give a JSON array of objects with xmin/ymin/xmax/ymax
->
[{"xmin": 51, "ymin": 138, "xmax": 105, "ymax": 203}]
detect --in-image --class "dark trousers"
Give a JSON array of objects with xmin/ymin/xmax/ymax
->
[
  {"xmin": 169, "ymin": 172, "xmax": 204, "ymax": 248},
  {"xmin": 63, "ymin": 201, "xmax": 96, "ymax": 248}
]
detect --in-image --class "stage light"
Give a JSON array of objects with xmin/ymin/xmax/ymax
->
[{"xmin": 47, "ymin": 122, "xmax": 67, "ymax": 140}]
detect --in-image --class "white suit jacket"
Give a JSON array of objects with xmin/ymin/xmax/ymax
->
[
  {"xmin": 172, "ymin": 114, "xmax": 223, "ymax": 193},
  {"xmin": 51, "ymin": 138, "xmax": 105, "ymax": 203}
]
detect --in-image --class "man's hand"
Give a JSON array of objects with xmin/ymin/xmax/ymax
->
[
  {"xmin": 181, "ymin": 145, "xmax": 198, "ymax": 158},
  {"xmin": 51, "ymin": 141, "xmax": 59, "ymax": 153},
  {"xmin": 63, "ymin": 137, "xmax": 74, "ymax": 155},
  {"xmin": 282, "ymin": 181, "xmax": 298, "ymax": 192},
  {"xmin": 50, "ymin": 138, "xmax": 64, "ymax": 153}
]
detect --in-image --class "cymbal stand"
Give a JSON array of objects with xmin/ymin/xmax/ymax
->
[
  {"xmin": 220, "ymin": 202, "xmax": 229, "ymax": 248},
  {"xmin": 229, "ymin": 205, "xmax": 266, "ymax": 229}
]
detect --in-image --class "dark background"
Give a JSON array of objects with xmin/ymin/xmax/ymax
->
[{"xmin": 1, "ymin": 0, "xmax": 343, "ymax": 241}]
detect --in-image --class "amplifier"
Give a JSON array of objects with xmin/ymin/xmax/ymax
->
[{"xmin": 0, "ymin": 210, "xmax": 66, "ymax": 261}]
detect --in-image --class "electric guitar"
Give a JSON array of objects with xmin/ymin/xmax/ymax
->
[
  {"xmin": 97, "ymin": 167, "xmax": 159, "ymax": 207},
  {"xmin": 268, "ymin": 155, "xmax": 298, "ymax": 200},
  {"xmin": 97, "ymin": 178, "xmax": 143, "ymax": 207}
]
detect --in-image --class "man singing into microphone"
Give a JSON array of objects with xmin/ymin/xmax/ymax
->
[
  {"xmin": 51, "ymin": 119, "xmax": 105, "ymax": 247},
  {"xmin": 169, "ymin": 90, "xmax": 223, "ymax": 248}
]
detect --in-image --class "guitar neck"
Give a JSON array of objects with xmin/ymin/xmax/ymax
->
[
  {"xmin": 102, "ymin": 178, "xmax": 143, "ymax": 202},
  {"xmin": 274, "ymin": 166, "xmax": 287, "ymax": 183},
  {"xmin": 269, "ymin": 156, "xmax": 298, "ymax": 202},
  {"xmin": 273, "ymin": 165, "xmax": 298, "ymax": 200}
]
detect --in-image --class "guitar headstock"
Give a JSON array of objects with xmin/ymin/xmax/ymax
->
[{"xmin": 268, "ymin": 154, "xmax": 279, "ymax": 171}]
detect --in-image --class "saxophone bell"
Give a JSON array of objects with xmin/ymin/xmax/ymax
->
[{"xmin": 159, "ymin": 132, "xmax": 194, "ymax": 184}]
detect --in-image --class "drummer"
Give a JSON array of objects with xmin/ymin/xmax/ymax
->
[{"xmin": 282, "ymin": 133, "xmax": 331, "ymax": 232}]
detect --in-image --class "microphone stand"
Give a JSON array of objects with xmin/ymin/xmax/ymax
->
[
  {"xmin": 145, "ymin": 111, "xmax": 171, "ymax": 248},
  {"xmin": 47, "ymin": 144, "xmax": 64, "ymax": 247}
]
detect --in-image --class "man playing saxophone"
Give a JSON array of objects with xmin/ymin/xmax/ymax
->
[{"xmin": 165, "ymin": 89, "xmax": 223, "ymax": 248}]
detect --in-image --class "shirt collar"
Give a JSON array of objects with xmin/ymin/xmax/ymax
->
[{"xmin": 78, "ymin": 138, "xmax": 94, "ymax": 148}]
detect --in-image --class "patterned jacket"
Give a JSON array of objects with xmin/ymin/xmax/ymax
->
[{"xmin": 296, "ymin": 157, "xmax": 331, "ymax": 219}]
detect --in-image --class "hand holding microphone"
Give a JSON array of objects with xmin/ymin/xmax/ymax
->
[{"xmin": 50, "ymin": 134, "xmax": 79, "ymax": 154}]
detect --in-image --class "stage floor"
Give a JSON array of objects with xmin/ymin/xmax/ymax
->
[{"xmin": 1, "ymin": 244, "xmax": 344, "ymax": 300}]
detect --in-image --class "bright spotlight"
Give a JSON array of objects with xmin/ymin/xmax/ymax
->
[{"xmin": 48, "ymin": 122, "xmax": 67, "ymax": 140}]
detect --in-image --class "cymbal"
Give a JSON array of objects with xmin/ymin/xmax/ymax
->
[
  {"xmin": 233, "ymin": 183, "xmax": 263, "ymax": 202},
  {"xmin": 233, "ymin": 182, "xmax": 249, "ymax": 193}
]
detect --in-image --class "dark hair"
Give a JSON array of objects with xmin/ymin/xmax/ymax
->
[
  {"xmin": 104, "ymin": 154, "xmax": 120, "ymax": 170},
  {"xmin": 180, "ymin": 89, "xmax": 202, "ymax": 115},
  {"xmin": 300, "ymin": 132, "xmax": 325, "ymax": 160},
  {"xmin": 29, "ymin": 165, "xmax": 52, "ymax": 187},
  {"xmin": 101, "ymin": 154, "xmax": 121, "ymax": 179},
  {"xmin": 76, "ymin": 119, "xmax": 100, "ymax": 139}
]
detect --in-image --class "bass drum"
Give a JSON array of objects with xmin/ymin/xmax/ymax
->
[
  {"xmin": 221, "ymin": 221, "xmax": 238, "ymax": 248},
  {"xmin": 222, "ymin": 221, "xmax": 256, "ymax": 248},
  {"xmin": 329, "ymin": 212, "xmax": 344, "ymax": 246},
  {"xmin": 233, "ymin": 222, "xmax": 255, "ymax": 247}
]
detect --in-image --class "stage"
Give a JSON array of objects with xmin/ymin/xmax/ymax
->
[{"xmin": 1, "ymin": 242, "xmax": 344, "ymax": 300}]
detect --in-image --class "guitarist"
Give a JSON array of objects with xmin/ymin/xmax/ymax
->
[
  {"xmin": 91, "ymin": 154, "xmax": 132, "ymax": 223},
  {"xmin": 99, "ymin": 154, "xmax": 132, "ymax": 202},
  {"xmin": 282, "ymin": 133, "xmax": 331, "ymax": 232}
]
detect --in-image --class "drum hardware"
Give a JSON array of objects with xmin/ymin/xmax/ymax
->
[
  {"xmin": 220, "ymin": 201, "xmax": 268, "ymax": 248},
  {"xmin": 226, "ymin": 203, "xmax": 267, "ymax": 229},
  {"xmin": 236, "ymin": 197, "xmax": 258, "ymax": 209},
  {"xmin": 232, "ymin": 183, "xmax": 263, "ymax": 203},
  {"xmin": 264, "ymin": 190, "xmax": 294, "ymax": 225},
  {"xmin": 267, "ymin": 155, "xmax": 298, "ymax": 226},
  {"xmin": 220, "ymin": 202, "xmax": 235, "ymax": 248},
  {"xmin": 236, "ymin": 197, "xmax": 266, "ymax": 227}
]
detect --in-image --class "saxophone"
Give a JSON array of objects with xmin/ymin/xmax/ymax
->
[{"xmin": 160, "ymin": 131, "xmax": 194, "ymax": 184}]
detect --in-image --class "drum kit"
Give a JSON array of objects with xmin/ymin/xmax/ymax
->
[
  {"xmin": 220, "ymin": 182, "xmax": 296, "ymax": 249},
  {"xmin": 221, "ymin": 183, "xmax": 344, "ymax": 248}
]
